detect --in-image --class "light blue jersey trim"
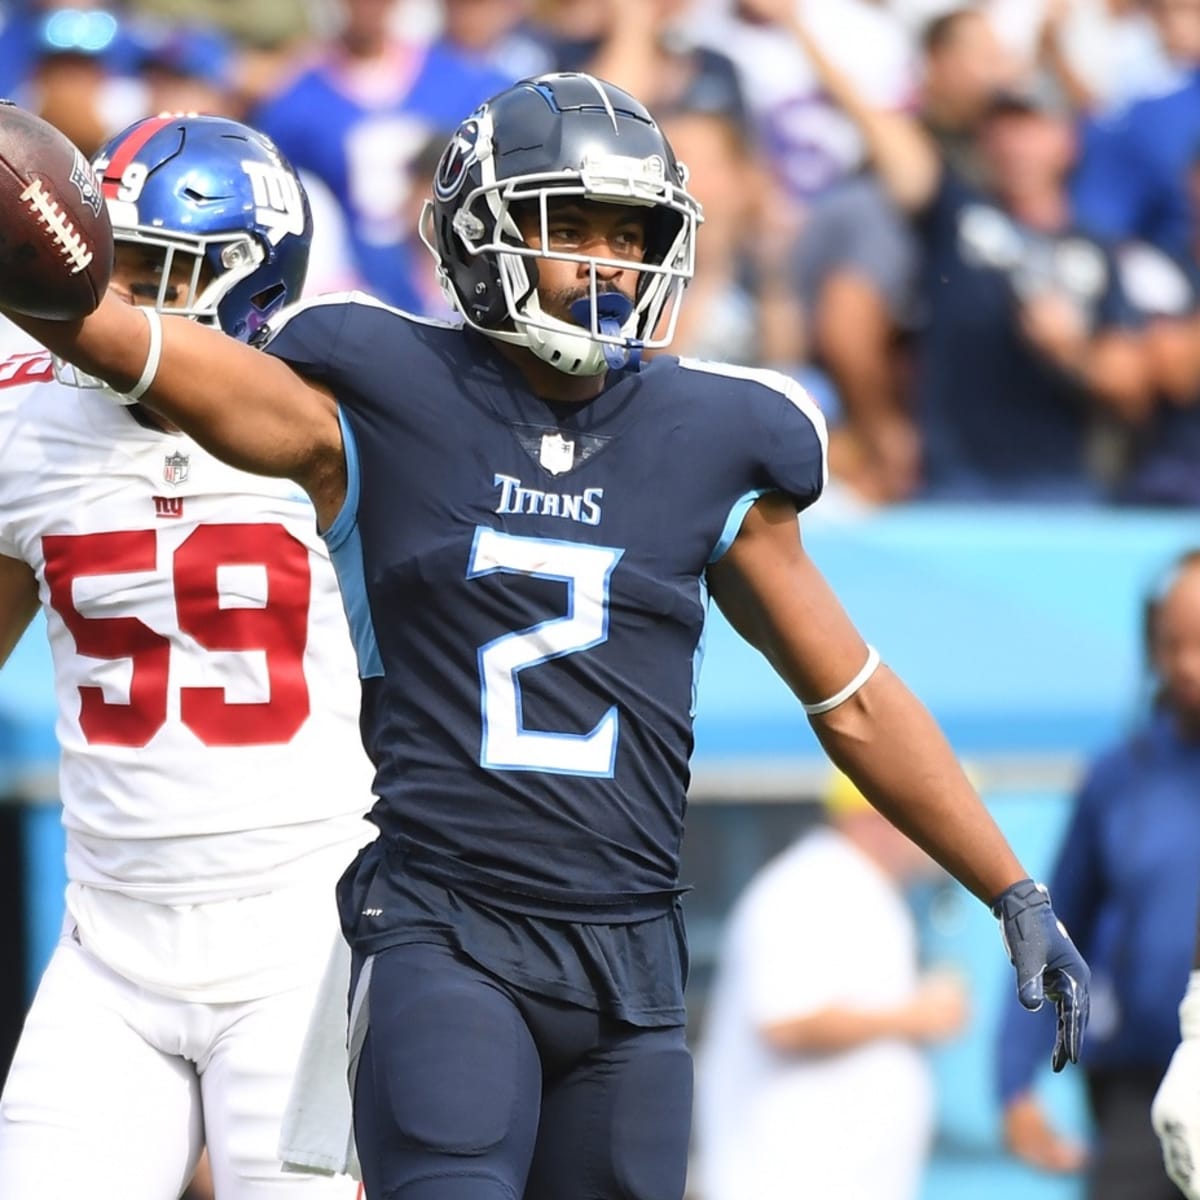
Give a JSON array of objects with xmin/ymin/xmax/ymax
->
[
  {"xmin": 691, "ymin": 573, "xmax": 709, "ymax": 719},
  {"xmin": 709, "ymin": 488, "xmax": 768, "ymax": 564},
  {"xmin": 322, "ymin": 408, "xmax": 383, "ymax": 678}
]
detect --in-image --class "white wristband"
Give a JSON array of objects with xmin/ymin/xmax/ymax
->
[
  {"xmin": 124, "ymin": 306, "xmax": 163, "ymax": 402},
  {"xmin": 1180, "ymin": 969, "xmax": 1200, "ymax": 1040},
  {"xmin": 802, "ymin": 645, "xmax": 881, "ymax": 715}
]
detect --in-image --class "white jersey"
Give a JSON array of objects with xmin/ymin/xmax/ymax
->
[{"xmin": 0, "ymin": 333, "xmax": 376, "ymax": 999}]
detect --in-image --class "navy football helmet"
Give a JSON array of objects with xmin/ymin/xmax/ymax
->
[
  {"xmin": 421, "ymin": 73, "xmax": 702, "ymax": 375},
  {"xmin": 90, "ymin": 114, "xmax": 312, "ymax": 341}
]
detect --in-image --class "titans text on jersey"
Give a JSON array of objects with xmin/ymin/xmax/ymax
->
[{"xmin": 263, "ymin": 297, "xmax": 825, "ymax": 930}]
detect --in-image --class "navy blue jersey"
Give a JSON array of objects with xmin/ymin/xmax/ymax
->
[{"xmin": 264, "ymin": 295, "xmax": 824, "ymax": 914}]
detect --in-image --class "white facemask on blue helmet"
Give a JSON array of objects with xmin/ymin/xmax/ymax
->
[{"xmin": 57, "ymin": 114, "xmax": 312, "ymax": 396}]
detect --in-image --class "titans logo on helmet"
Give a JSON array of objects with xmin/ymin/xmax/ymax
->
[{"xmin": 434, "ymin": 111, "xmax": 488, "ymax": 204}]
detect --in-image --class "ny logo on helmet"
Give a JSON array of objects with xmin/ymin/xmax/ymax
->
[{"xmin": 242, "ymin": 161, "xmax": 305, "ymax": 246}]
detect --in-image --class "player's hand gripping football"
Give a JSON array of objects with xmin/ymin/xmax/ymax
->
[
  {"xmin": 0, "ymin": 99, "xmax": 113, "ymax": 319},
  {"xmin": 992, "ymin": 878, "xmax": 1090, "ymax": 1071},
  {"xmin": 1152, "ymin": 972, "xmax": 1200, "ymax": 1200}
]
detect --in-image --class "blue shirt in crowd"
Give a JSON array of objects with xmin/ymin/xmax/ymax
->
[
  {"xmin": 252, "ymin": 40, "xmax": 512, "ymax": 307},
  {"xmin": 997, "ymin": 712, "xmax": 1200, "ymax": 1102},
  {"xmin": 1072, "ymin": 70, "xmax": 1200, "ymax": 259}
]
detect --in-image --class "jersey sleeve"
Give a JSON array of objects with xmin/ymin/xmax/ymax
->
[
  {"xmin": 762, "ymin": 369, "xmax": 828, "ymax": 508},
  {"xmin": 678, "ymin": 359, "xmax": 828, "ymax": 517},
  {"xmin": 258, "ymin": 293, "xmax": 357, "ymax": 382}
]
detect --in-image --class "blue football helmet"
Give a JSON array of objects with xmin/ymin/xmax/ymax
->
[
  {"xmin": 421, "ymin": 73, "xmax": 703, "ymax": 376},
  {"xmin": 91, "ymin": 113, "xmax": 312, "ymax": 341}
]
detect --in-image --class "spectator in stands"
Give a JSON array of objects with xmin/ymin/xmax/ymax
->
[
  {"xmin": 134, "ymin": 21, "xmax": 242, "ymax": 118},
  {"xmin": 127, "ymin": 0, "xmax": 318, "ymax": 56},
  {"xmin": 16, "ymin": 4, "xmax": 143, "ymax": 155},
  {"xmin": 997, "ymin": 547, "xmax": 1200, "ymax": 1200},
  {"xmin": 531, "ymin": 0, "xmax": 748, "ymax": 133},
  {"xmin": 1111, "ymin": 201, "xmax": 1200, "ymax": 506},
  {"xmin": 1032, "ymin": 0, "xmax": 1174, "ymax": 116},
  {"xmin": 701, "ymin": 0, "xmax": 918, "ymax": 204},
  {"xmin": 1071, "ymin": 0, "xmax": 1200, "ymax": 258},
  {"xmin": 251, "ymin": 0, "xmax": 516, "ymax": 306},
  {"xmin": 651, "ymin": 107, "xmax": 801, "ymax": 366},
  {"xmin": 815, "ymin": 31, "xmax": 1151, "ymax": 500},
  {"xmin": 441, "ymin": 0, "xmax": 549, "ymax": 80},
  {"xmin": 694, "ymin": 769, "xmax": 968, "ymax": 1200},
  {"xmin": 769, "ymin": 5, "xmax": 1018, "ymax": 503}
]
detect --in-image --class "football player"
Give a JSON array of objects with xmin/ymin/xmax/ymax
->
[
  {"xmin": 0, "ymin": 76, "xmax": 1089, "ymax": 1200},
  {"xmin": 0, "ymin": 115, "xmax": 373, "ymax": 1200}
]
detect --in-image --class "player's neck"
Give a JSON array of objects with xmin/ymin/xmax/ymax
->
[{"xmin": 493, "ymin": 342, "xmax": 610, "ymax": 405}]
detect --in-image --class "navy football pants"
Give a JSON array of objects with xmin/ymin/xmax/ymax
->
[{"xmin": 351, "ymin": 941, "xmax": 693, "ymax": 1199}]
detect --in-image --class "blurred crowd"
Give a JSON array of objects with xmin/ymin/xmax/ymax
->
[{"xmin": 4, "ymin": 0, "xmax": 1200, "ymax": 506}]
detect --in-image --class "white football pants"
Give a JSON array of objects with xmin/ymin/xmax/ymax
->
[{"xmin": 0, "ymin": 929, "xmax": 361, "ymax": 1200}]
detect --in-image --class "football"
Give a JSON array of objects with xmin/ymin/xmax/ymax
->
[{"xmin": 0, "ymin": 100, "xmax": 113, "ymax": 320}]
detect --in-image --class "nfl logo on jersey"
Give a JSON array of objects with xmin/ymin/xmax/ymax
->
[
  {"xmin": 539, "ymin": 432, "xmax": 575, "ymax": 476},
  {"xmin": 163, "ymin": 451, "xmax": 190, "ymax": 485}
]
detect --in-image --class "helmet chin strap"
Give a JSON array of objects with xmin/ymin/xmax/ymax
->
[{"xmin": 568, "ymin": 293, "xmax": 641, "ymax": 371}]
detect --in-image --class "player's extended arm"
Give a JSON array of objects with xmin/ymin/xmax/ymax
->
[
  {"xmin": 0, "ymin": 552, "xmax": 40, "ymax": 667},
  {"xmin": 708, "ymin": 492, "xmax": 1089, "ymax": 1066},
  {"xmin": 1152, "ymin": 904, "xmax": 1200, "ymax": 1200},
  {"xmin": 708, "ymin": 492, "xmax": 1021, "ymax": 900},
  {"xmin": 1, "ymin": 298, "xmax": 347, "ymax": 528}
]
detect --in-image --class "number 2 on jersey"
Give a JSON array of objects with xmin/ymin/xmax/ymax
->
[
  {"xmin": 468, "ymin": 528, "xmax": 623, "ymax": 776},
  {"xmin": 43, "ymin": 524, "xmax": 311, "ymax": 747}
]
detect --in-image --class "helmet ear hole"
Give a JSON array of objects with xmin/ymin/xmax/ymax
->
[{"xmin": 251, "ymin": 282, "xmax": 287, "ymax": 312}]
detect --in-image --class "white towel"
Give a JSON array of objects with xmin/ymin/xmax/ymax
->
[{"xmin": 278, "ymin": 935, "xmax": 361, "ymax": 1179}]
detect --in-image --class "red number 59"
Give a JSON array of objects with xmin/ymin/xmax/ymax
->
[{"xmin": 43, "ymin": 524, "xmax": 312, "ymax": 747}]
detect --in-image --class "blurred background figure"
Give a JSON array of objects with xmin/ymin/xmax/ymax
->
[
  {"xmin": 997, "ymin": 0, "xmax": 1172, "ymax": 117},
  {"xmin": 1071, "ymin": 0, "xmax": 1200, "ymax": 259},
  {"xmin": 997, "ymin": 548, "xmax": 1200, "ymax": 1200},
  {"xmin": 3, "ymin": 2, "xmax": 145, "ymax": 155},
  {"xmin": 251, "ymin": 0, "xmax": 519, "ymax": 305},
  {"xmin": 694, "ymin": 770, "xmax": 968, "ymax": 1200},
  {"xmin": 132, "ymin": 19, "xmax": 240, "ymax": 115},
  {"xmin": 528, "ymin": 1, "xmax": 809, "ymax": 366},
  {"xmin": 530, "ymin": 0, "xmax": 747, "ymax": 130},
  {"xmin": 767, "ymin": 4, "xmax": 1018, "ymax": 502}
]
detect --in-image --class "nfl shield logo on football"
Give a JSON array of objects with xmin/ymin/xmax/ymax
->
[
  {"xmin": 69, "ymin": 149, "xmax": 104, "ymax": 217},
  {"xmin": 539, "ymin": 432, "xmax": 575, "ymax": 475},
  {"xmin": 163, "ymin": 451, "xmax": 190, "ymax": 486}
]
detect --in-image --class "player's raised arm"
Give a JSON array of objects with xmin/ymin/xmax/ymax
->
[
  {"xmin": 10, "ymin": 299, "xmax": 342, "ymax": 511},
  {"xmin": 708, "ymin": 490, "xmax": 1090, "ymax": 1069},
  {"xmin": 0, "ymin": 104, "xmax": 345, "ymax": 523}
]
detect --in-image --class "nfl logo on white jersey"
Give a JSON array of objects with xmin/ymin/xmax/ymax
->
[
  {"xmin": 539, "ymin": 432, "xmax": 575, "ymax": 476},
  {"xmin": 163, "ymin": 451, "xmax": 190, "ymax": 486}
]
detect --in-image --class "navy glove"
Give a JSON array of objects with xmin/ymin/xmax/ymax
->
[{"xmin": 992, "ymin": 878, "xmax": 1091, "ymax": 1072}]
